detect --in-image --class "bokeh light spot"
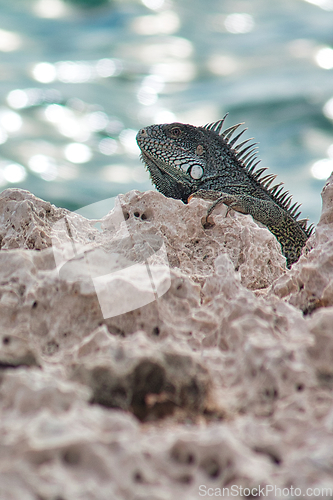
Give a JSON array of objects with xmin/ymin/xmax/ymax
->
[
  {"xmin": 0, "ymin": 29, "xmax": 21, "ymax": 52},
  {"xmin": 151, "ymin": 61, "xmax": 196, "ymax": 82},
  {"xmin": 64, "ymin": 143, "xmax": 92, "ymax": 163},
  {"xmin": 119, "ymin": 129, "xmax": 140, "ymax": 156},
  {"xmin": 34, "ymin": 0, "xmax": 68, "ymax": 18},
  {"xmin": 207, "ymin": 54, "xmax": 238, "ymax": 75},
  {"xmin": 56, "ymin": 61, "xmax": 92, "ymax": 83},
  {"xmin": 32, "ymin": 62, "xmax": 57, "ymax": 83},
  {"xmin": 2, "ymin": 163, "xmax": 27, "ymax": 183},
  {"xmin": 44, "ymin": 104, "xmax": 70, "ymax": 123},
  {"xmin": 0, "ymin": 129, "xmax": 8, "ymax": 144},
  {"xmin": 28, "ymin": 154, "xmax": 58, "ymax": 181},
  {"xmin": 141, "ymin": 0, "xmax": 165, "ymax": 10},
  {"xmin": 137, "ymin": 87, "xmax": 158, "ymax": 106},
  {"xmin": 323, "ymin": 97, "xmax": 333, "ymax": 119},
  {"xmin": 311, "ymin": 159, "xmax": 333, "ymax": 179},
  {"xmin": 98, "ymin": 138, "xmax": 118, "ymax": 156},
  {"xmin": 102, "ymin": 165, "xmax": 133, "ymax": 183},
  {"xmin": 85, "ymin": 111, "xmax": 108, "ymax": 131},
  {"xmin": 315, "ymin": 47, "xmax": 333, "ymax": 69},
  {"xmin": 95, "ymin": 58, "xmax": 121, "ymax": 78},
  {"xmin": 304, "ymin": 0, "xmax": 333, "ymax": 10},
  {"xmin": 0, "ymin": 109, "xmax": 22, "ymax": 133},
  {"xmin": 7, "ymin": 89, "xmax": 29, "ymax": 109},
  {"xmin": 132, "ymin": 11, "xmax": 180, "ymax": 35},
  {"xmin": 224, "ymin": 13, "xmax": 254, "ymax": 34}
]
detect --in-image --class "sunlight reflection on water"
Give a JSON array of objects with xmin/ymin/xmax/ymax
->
[{"xmin": 0, "ymin": 0, "xmax": 332, "ymax": 220}]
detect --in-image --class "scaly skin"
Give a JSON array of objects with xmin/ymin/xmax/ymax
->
[{"xmin": 136, "ymin": 116, "xmax": 313, "ymax": 267}]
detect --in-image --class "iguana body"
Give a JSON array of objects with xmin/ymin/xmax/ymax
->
[{"xmin": 136, "ymin": 115, "xmax": 313, "ymax": 266}]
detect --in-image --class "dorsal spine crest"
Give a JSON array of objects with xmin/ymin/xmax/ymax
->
[{"xmin": 203, "ymin": 116, "xmax": 313, "ymax": 237}]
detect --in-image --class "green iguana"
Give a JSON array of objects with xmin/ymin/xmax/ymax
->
[{"xmin": 136, "ymin": 115, "xmax": 314, "ymax": 266}]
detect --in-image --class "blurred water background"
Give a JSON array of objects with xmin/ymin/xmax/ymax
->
[{"xmin": 0, "ymin": 0, "xmax": 333, "ymax": 222}]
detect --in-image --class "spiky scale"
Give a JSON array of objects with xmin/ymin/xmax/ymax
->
[
  {"xmin": 288, "ymin": 202, "xmax": 298, "ymax": 213},
  {"xmin": 204, "ymin": 114, "xmax": 228, "ymax": 133},
  {"xmin": 236, "ymin": 143, "xmax": 256, "ymax": 158},
  {"xmin": 229, "ymin": 128, "xmax": 247, "ymax": 148},
  {"xmin": 221, "ymin": 123, "xmax": 244, "ymax": 142},
  {"xmin": 244, "ymin": 155, "xmax": 259, "ymax": 169},
  {"xmin": 298, "ymin": 218, "xmax": 309, "ymax": 229},
  {"xmin": 253, "ymin": 167, "xmax": 267, "ymax": 179},
  {"xmin": 277, "ymin": 191, "xmax": 290, "ymax": 203},
  {"xmin": 269, "ymin": 182, "xmax": 283, "ymax": 194},
  {"xmin": 274, "ymin": 186, "xmax": 285, "ymax": 198},
  {"xmin": 242, "ymin": 149, "xmax": 259, "ymax": 163},
  {"xmin": 247, "ymin": 159, "xmax": 261, "ymax": 173},
  {"xmin": 261, "ymin": 174, "xmax": 277, "ymax": 188},
  {"xmin": 236, "ymin": 139, "xmax": 252, "ymax": 152}
]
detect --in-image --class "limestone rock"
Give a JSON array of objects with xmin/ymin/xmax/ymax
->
[
  {"xmin": 0, "ymin": 184, "xmax": 333, "ymax": 499},
  {"xmin": 272, "ymin": 173, "xmax": 333, "ymax": 313},
  {"xmin": 0, "ymin": 188, "xmax": 68, "ymax": 250}
]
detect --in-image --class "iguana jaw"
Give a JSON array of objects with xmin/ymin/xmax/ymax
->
[{"xmin": 140, "ymin": 150, "xmax": 194, "ymax": 202}]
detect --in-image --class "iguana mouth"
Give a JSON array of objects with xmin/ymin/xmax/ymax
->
[
  {"xmin": 140, "ymin": 151, "xmax": 166, "ymax": 175},
  {"xmin": 140, "ymin": 150, "xmax": 188, "ymax": 180}
]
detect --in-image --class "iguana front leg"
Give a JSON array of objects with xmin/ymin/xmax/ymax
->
[
  {"xmin": 189, "ymin": 190, "xmax": 279, "ymax": 223},
  {"xmin": 189, "ymin": 189, "xmax": 307, "ymax": 266}
]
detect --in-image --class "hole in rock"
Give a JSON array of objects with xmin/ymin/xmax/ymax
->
[
  {"xmin": 62, "ymin": 447, "xmax": 81, "ymax": 466},
  {"xmin": 123, "ymin": 212, "xmax": 130, "ymax": 220},
  {"xmin": 263, "ymin": 387, "xmax": 278, "ymax": 400},
  {"xmin": 152, "ymin": 326, "xmax": 160, "ymax": 336},
  {"xmin": 296, "ymin": 383, "xmax": 304, "ymax": 391},
  {"xmin": 90, "ymin": 369, "xmax": 129, "ymax": 409},
  {"xmin": 170, "ymin": 446, "xmax": 196, "ymax": 465},
  {"xmin": 32, "ymin": 301, "xmax": 38, "ymax": 309},
  {"xmin": 45, "ymin": 340, "xmax": 59, "ymax": 355},
  {"xmin": 141, "ymin": 213, "xmax": 147, "ymax": 220},
  {"xmin": 133, "ymin": 471, "xmax": 144, "ymax": 483},
  {"xmin": 134, "ymin": 212, "xmax": 140, "ymax": 217},
  {"xmin": 2, "ymin": 336, "xmax": 11, "ymax": 345},
  {"xmin": 178, "ymin": 474, "xmax": 193, "ymax": 484},
  {"xmin": 254, "ymin": 446, "xmax": 282, "ymax": 465},
  {"xmin": 317, "ymin": 370, "xmax": 333, "ymax": 387},
  {"xmin": 173, "ymin": 279, "xmax": 187, "ymax": 298},
  {"xmin": 180, "ymin": 378, "xmax": 201, "ymax": 407},
  {"xmin": 201, "ymin": 457, "xmax": 221, "ymax": 478},
  {"xmin": 130, "ymin": 361, "xmax": 167, "ymax": 421}
]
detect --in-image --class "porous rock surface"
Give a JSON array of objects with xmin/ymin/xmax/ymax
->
[{"xmin": 0, "ymin": 179, "xmax": 333, "ymax": 500}]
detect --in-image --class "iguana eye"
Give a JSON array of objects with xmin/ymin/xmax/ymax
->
[{"xmin": 170, "ymin": 127, "xmax": 182, "ymax": 138}]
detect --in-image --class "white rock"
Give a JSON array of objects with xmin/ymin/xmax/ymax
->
[{"xmin": 0, "ymin": 185, "xmax": 332, "ymax": 499}]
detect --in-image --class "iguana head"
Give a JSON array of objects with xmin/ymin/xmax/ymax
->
[{"xmin": 136, "ymin": 122, "xmax": 209, "ymax": 202}]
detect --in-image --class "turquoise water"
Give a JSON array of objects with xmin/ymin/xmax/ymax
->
[{"xmin": 1, "ymin": 0, "xmax": 333, "ymax": 223}]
